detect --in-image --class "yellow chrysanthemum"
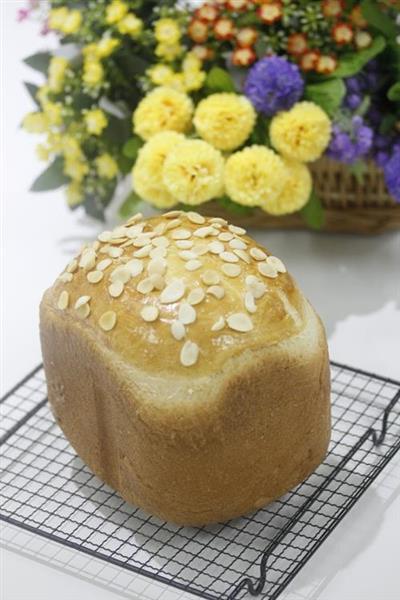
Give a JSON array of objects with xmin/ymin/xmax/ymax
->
[
  {"xmin": 42, "ymin": 101, "xmax": 63, "ymax": 126},
  {"xmin": 117, "ymin": 13, "xmax": 143, "ymax": 36},
  {"xmin": 83, "ymin": 60, "xmax": 104, "ymax": 87},
  {"xmin": 194, "ymin": 93, "xmax": 256, "ymax": 152},
  {"xmin": 133, "ymin": 132, "xmax": 184, "ymax": 208},
  {"xmin": 133, "ymin": 87, "xmax": 193, "ymax": 141},
  {"xmin": 184, "ymin": 70, "xmax": 206, "ymax": 92},
  {"xmin": 148, "ymin": 64, "xmax": 174, "ymax": 86},
  {"xmin": 48, "ymin": 7, "xmax": 68, "ymax": 30},
  {"xmin": 224, "ymin": 146, "xmax": 288, "ymax": 207},
  {"xmin": 64, "ymin": 159, "xmax": 88, "ymax": 182},
  {"xmin": 270, "ymin": 101, "xmax": 331, "ymax": 163},
  {"xmin": 262, "ymin": 160, "xmax": 312, "ymax": 215},
  {"xmin": 156, "ymin": 43, "xmax": 183, "ymax": 62},
  {"xmin": 163, "ymin": 139, "xmax": 225, "ymax": 205},
  {"xmin": 96, "ymin": 38, "xmax": 120, "ymax": 58},
  {"xmin": 154, "ymin": 19, "xmax": 181, "ymax": 45},
  {"xmin": 22, "ymin": 112, "xmax": 49, "ymax": 134},
  {"xmin": 183, "ymin": 52, "xmax": 202, "ymax": 73},
  {"xmin": 106, "ymin": 0, "xmax": 128, "ymax": 24},
  {"xmin": 48, "ymin": 56, "xmax": 69, "ymax": 93},
  {"xmin": 84, "ymin": 108, "xmax": 108, "ymax": 135},
  {"xmin": 96, "ymin": 154, "xmax": 119, "ymax": 179},
  {"xmin": 66, "ymin": 181, "xmax": 83, "ymax": 207},
  {"xmin": 60, "ymin": 10, "xmax": 82, "ymax": 34}
]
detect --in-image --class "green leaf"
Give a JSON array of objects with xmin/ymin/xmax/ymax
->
[
  {"xmin": 334, "ymin": 36, "xmax": 386, "ymax": 78},
  {"xmin": 119, "ymin": 191, "xmax": 142, "ymax": 219},
  {"xmin": 361, "ymin": 0, "xmax": 397, "ymax": 39},
  {"xmin": 217, "ymin": 196, "xmax": 254, "ymax": 216},
  {"xmin": 304, "ymin": 79, "xmax": 346, "ymax": 117},
  {"xmin": 250, "ymin": 116, "xmax": 269, "ymax": 145},
  {"xmin": 236, "ymin": 12, "xmax": 259, "ymax": 27},
  {"xmin": 30, "ymin": 157, "xmax": 69, "ymax": 192},
  {"xmin": 349, "ymin": 160, "xmax": 367, "ymax": 185},
  {"xmin": 205, "ymin": 67, "xmax": 236, "ymax": 93},
  {"xmin": 23, "ymin": 51, "xmax": 51, "ymax": 74},
  {"xmin": 24, "ymin": 82, "xmax": 40, "ymax": 107},
  {"xmin": 123, "ymin": 136, "xmax": 143, "ymax": 160},
  {"xmin": 388, "ymin": 82, "xmax": 400, "ymax": 102},
  {"xmin": 117, "ymin": 154, "xmax": 135, "ymax": 175},
  {"xmin": 300, "ymin": 190, "xmax": 325, "ymax": 230},
  {"xmin": 379, "ymin": 113, "xmax": 397, "ymax": 135},
  {"xmin": 103, "ymin": 114, "xmax": 132, "ymax": 145}
]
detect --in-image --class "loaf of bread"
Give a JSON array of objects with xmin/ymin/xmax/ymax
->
[{"xmin": 40, "ymin": 211, "xmax": 330, "ymax": 526}]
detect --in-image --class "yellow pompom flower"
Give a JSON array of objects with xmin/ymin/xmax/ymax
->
[
  {"xmin": 96, "ymin": 154, "xmax": 119, "ymax": 179},
  {"xmin": 48, "ymin": 56, "xmax": 69, "ymax": 93},
  {"xmin": 83, "ymin": 60, "xmax": 104, "ymax": 87},
  {"xmin": 270, "ymin": 101, "xmax": 331, "ymax": 163},
  {"xmin": 48, "ymin": 7, "xmax": 68, "ymax": 30},
  {"xmin": 84, "ymin": 109, "xmax": 108, "ymax": 136},
  {"xmin": 117, "ymin": 14, "xmax": 143, "ymax": 37},
  {"xmin": 106, "ymin": 0, "xmax": 128, "ymax": 24},
  {"xmin": 36, "ymin": 85, "xmax": 50, "ymax": 107},
  {"xmin": 22, "ymin": 112, "xmax": 49, "ymax": 134},
  {"xmin": 163, "ymin": 139, "xmax": 225, "ymax": 205},
  {"xmin": 262, "ymin": 160, "xmax": 312, "ymax": 215},
  {"xmin": 64, "ymin": 159, "xmax": 89, "ymax": 182},
  {"xmin": 133, "ymin": 87, "xmax": 193, "ymax": 141},
  {"xmin": 224, "ymin": 146, "xmax": 288, "ymax": 207},
  {"xmin": 60, "ymin": 10, "xmax": 82, "ymax": 35},
  {"xmin": 62, "ymin": 136, "xmax": 83, "ymax": 161},
  {"xmin": 156, "ymin": 43, "xmax": 183, "ymax": 62},
  {"xmin": 82, "ymin": 44, "xmax": 98, "ymax": 60},
  {"xmin": 96, "ymin": 38, "xmax": 120, "ymax": 58},
  {"xmin": 183, "ymin": 52, "xmax": 202, "ymax": 73},
  {"xmin": 42, "ymin": 102, "xmax": 63, "ymax": 126},
  {"xmin": 148, "ymin": 64, "xmax": 174, "ymax": 86},
  {"xmin": 35, "ymin": 144, "xmax": 50, "ymax": 162},
  {"xmin": 184, "ymin": 70, "xmax": 206, "ymax": 92},
  {"xmin": 133, "ymin": 132, "xmax": 184, "ymax": 208},
  {"xmin": 66, "ymin": 182, "xmax": 83, "ymax": 207},
  {"xmin": 154, "ymin": 19, "xmax": 181, "ymax": 45},
  {"xmin": 194, "ymin": 93, "xmax": 256, "ymax": 152}
]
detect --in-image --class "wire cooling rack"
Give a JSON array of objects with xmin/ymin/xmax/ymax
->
[{"xmin": 1, "ymin": 363, "xmax": 399, "ymax": 600}]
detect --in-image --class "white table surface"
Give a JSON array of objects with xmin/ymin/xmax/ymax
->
[{"xmin": 1, "ymin": 3, "xmax": 400, "ymax": 599}]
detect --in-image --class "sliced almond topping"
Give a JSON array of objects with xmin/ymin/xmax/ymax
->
[
  {"xmin": 185, "ymin": 259, "xmax": 202, "ymax": 272},
  {"xmin": 126, "ymin": 223, "xmax": 145, "ymax": 238},
  {"xmin": 207, "ymin": 285, "xmax": 225, "ymax": 299},
  {"xmin": 193, "ymin": 226, "xmax": 218, "ymax": 238},
  {"xmin": 126, "ymin": 258, "xmax": 144, "ymax": 277},
  {"xmin": 171, "ymin": 320, "xmax": 185, "ymax": 341},
  {"xmin": 150, "ymin": 246, "xmax": 167, "ymax": 259},
  {"xmin": 220, "ymin": 251, "xmax": 239, "ymax": 263},
  {"xmin": 171, "ymin": 228, "xmax": 191, "ymax": 240},
  {"xmin": 126, "ymin": 212, "xmax": 143, "ymax": 225},
  {"xmin": 108, "ymin": 247, "xmax": 123, "ymax": 258},
  {"xmin": 258, "ymin": 262, "xmax": 278, "ymax": 278},
  {"xmin": 79, "ymin": 249, "xmax": 96, "ymax": 270},
  {"xmin": 111, "ymin": 226, "xmax": 128, "ymax": 238},
  {"xmin": 87, "ymin": 270, "xmax": 104, "ymax": 284},
  {"xmin": 201, "ymin": 270, "xmax": 220, "ymax": 286},
  {"xmin": 149, "ymin": 273, "xmax": 165, "ymax": 291},
  {"xmin": 210, "ymin": 217, "xmax": 227, "ymax": 226},
  {"xmin": 160, "ymin": 279, "xmax": 185, "ymax": 304},
  {"xmin": 76, "ymin": 304, "xmax": 91, "ymax": 319},
  {"xmin": 227, "ymin": 312, "xmax": 253, "ymax": 332},
  {"xmin": 245, "ymin": 275, "xmax": 267, "ymax": 299},
  {"xmin": 165, "ymin": 218, "xmax": 181, "ymax": 230},
  {"xmin": 109, "ymin": 237, "xmax": 127, "ymax": 245},
  {"xmin": 175, "ymin": 240, "xmax": 193, "ymax": 249},
  {"xmin": 267, "ymin": 255, "xmax": 287, "ymax": 273},
  {"xmin": 99, "ymin": 244, "xmax": 111, "ymax": 255},
  {"xmin": 133, "ymin": 234, "xmax": 152, "ymax": 248},
  {"xmin": 218, "ymin": 232, "xmax": 233, "ymax": 242},
  {"xmin": 229, "ymin": 224, "xmax": 246, "ymax": 235},
  {"xmin": 222, "ymin": 264, "xmax": 242, "ymax": 278},
  {"xmin": 229, "ymin": 238, "xmax": 247, "ymax": 250},
  {"xmin": 250, "ymin": 247, "xmax": 267, "ymax": 261},
  {"xmin": 137, "ymin": 277, "xmax": 155, "ymax": 295},
  {"xmin": 187, "ymin": 288, "xmax": 205, "ymax": 305},
  {"xmin": 98, "ymin": 231, "xmax": 112, "ymax": 242},
  {"xmin": 74, "ymin": 295, "xmax": 91, "ymax": 309},
  {"xmin": 234, "ymin": 249, "xmax": 251, "ymax": 264},
  {"xmin": 92, "ymin": 240, "xmax": 101, "ymax": 251},
  {"xmin": 59, "ymin": 273, "xmax": 73, "ymax": 283},
  {"xmin": 208, "ymin": 241, "xmax": 225, "ymax": 254},
  {"xmin": 99, "ymin": 310, "xmax": 117, "ymax": 331},
  {"xmin": 178, "ymin": 302, "xmax": 196, "ymax": 325},
  {"xmin": 133, "ymin": 244, "xmax": 152, "ymax": 258},
  {"xmin": 187, "ymin": 211, "xmax": 205, "ymax": 224},
  {"xmin": 66, "ymin": 259, "xmax": 78, "ymax": 273},
  {"xmin": 109, "ymin": 281, "xmax": 124, "ymax": 298},
  {"xmin": 147, "ymin": 258, "xmax": 167, "ymax": 276},
  {"xmin": 192, "ymin": 244, "xmax": 208, "ymax": 256},
  {"xmin": 244, "ymin": 291, "xmax": 257, "ymax": 314},
  {"xmin": 152, "ymin": 236, "xmax": 169, "ymax": 248},
  {"xmin": 110, "ymin": 266, "xmax": 131, "ymax": 284},
  {"xmin": 178, "ymin": 250, "xmax": 197, "ymax": 261},
  {"xmin": 153, "ymin": 222, "xmax": 166, "ymax": 236},
  {"xmin": 180, "ymin": 340, "xmax": 199, "ymax": 367},
  {"xmin": 140, "ymin": 305, "xmax": 159, "ymax": 322},
  {"xmin": 211, "ymin": 316, "xmax": 225, "ymax": 332},
  {"xmin": 164, "ymin": 210, "xmax": 183, "ymax": 219},
  {"xmin": 97, "ymin": 258, "xmax": 112, "ymax": 271},
  {"xmin": 57, "ymin": 290, "xmax": 69, "ymax": 310}
]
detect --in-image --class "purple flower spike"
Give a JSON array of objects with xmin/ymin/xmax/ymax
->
[
  {"xmin": 384, "ymin": 148, "xmax": 400, "ymax": 203},
  {"xmin": 244, "ymin": 56, "xmax": 304, "ymax": 116},
  {"xmin": 327, "ymin": 116, "xmax": 373, "ymax": 164}
]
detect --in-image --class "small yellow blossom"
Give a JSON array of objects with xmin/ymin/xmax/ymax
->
[
  {"xmin": 64, "ymin": 159, "xmax": 89, "ymax": 182},
  {"xmin": 35, "ymin": 144, "xmax": 50, "ymax": 162},
  {"xmin": 106, "ymin": 0, "xmax": 128, "ymax": 24},
  {"xmin": 36, "ymin": 85, "xmax": 50, "ymax": 106},
  {"xmin": 22, "ymin": 112, "xmax": 49, "ymax": 134},
  {"xmin": 163, "ymin": 139, "xmax": 225, "ymax": 205},
  {"xmin": 183, "ymin": 69, "xmax": 206, "ymax": 92},
  {"xmin": 167, "ymin": 73, "xmax": 186, "ymax": 93},
  {"xmin": 148, "ymin": 64, "xmax": 174, "ymax": 86},
  {"xmin": 96, "ymin": 154, "xmax": 119, "ymax": 179},
  {"xmin": 84, "ymin": 108, "xmax": 108, "ymax": 135},
  {"xmin": 82, "ymin": 44, "xmax": 98, "ymax": 60},
  {"xmin": 47, "ymin": 132, "xmax": 62, "ymax": 153},
  {"xmin": 96, "ymin": 38, "xmax": 120, "ymax": 58},
  {"xmin": 48, "ymin": 7, "xmax": 68, "ymax": 30},
  {"xmin": 43, "ymin": 101, "xmax": 63, "ymax": 126},
  {"xmin": 262, "ymin": 159, "xmax": 312, "ymax": 215},
  {"xmin": 48, "ymin": 56, "xmax": 69, "ymax": 93},
  {"xmin": 117, "ymin": 14, "xmax": 143, "ymax": 37},
  {"xmin": 133, "ymin": 87, "xmax": 193, "ymax": 141},
  {"xmin": 182, "ymin": 52, "xmax": 202, "ymax": 73},
  {"xmin": 154, "ymin": 19, "xmax": 181, "ymax": 45},
  {"xmin": 156, "ymin": 43, "xmax": 183, "ymax": 62},
  {"xmin": 133, "ymin": 131, "xmax": 184, "ymax": 208},
  {"xmin": 66, "ymin": 181, "xmax": 83, "ymax": 207},
  {"xmin": 224, "ymin": 146, "xmax": 288, "ymax": 207},
  {"xmin": 83, "ymin": 60, "xmax": 104, "ymax": 87},
  {"xmin": 62, "ymin": 136, "xmax": 83, "ymax": 161},
  {"xmin": 60, "ymin": 10, "xmax": 82, "ymax": 35},
  {"xmin": 270, "ymin": 102, "xmax": 331, "ymax": 163}
]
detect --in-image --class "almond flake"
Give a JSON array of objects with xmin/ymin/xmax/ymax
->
[
  {"xmin": 76, "ymin": 304, "xmax": 91, "ymax": 319},
  {"xmin": 66, "ymin": 259, "xmax": 78, "ymax": 273},
  {"xmin": 229, "ymin": 238, "xmax": 247, "ymax": 250},
  {"xmin": 227, "ymin": 312, "xmax": 253, "ymax": 333},
  {"xmin": 258, "ymin": 262, "xmax": 278, "ymax": 278},
  {"xmin": 180, "ymin": 340, "xmax": 199, "ymax": 367},
  {"xmin": 108, "ymin": 247, "xmax": 123, "ymax": 258},
  {"xmin": 187, "ymin": 211, "xmax": 205, "ymax": 224},
  {"xmin": 97, "ymin": 258, "xmax": 112, "ymax": 271},
  {"xmin": 218, "ymin": 232, "xmax": 233, "ymax": 242},
  {"xmin": 112, "ymin": 226, "xmax": 128, "ymax": 238},
  {"xmin": 192, "ymin": 244, "xmax": 208, "ymax": 256},
  {"xmin": 229, "ymin": 225, "xmax": 246, "ymax": 235},
  {"xmin": 175, "ymin": 240, "xmax": 193, "ymax": 249},
  {"xmin": 222, "ymin": 264, "xmax": 241, "ymax": 278},
  {"xmin": 246, "ymin": 276, "xmax": 267, "ymax": 299},
  {"xmin": 126, "ymin": 223, "xmax": 145, "ymax": 238},
  {"xmin": 165, "ymin": 218, "xmax": 181, "ymax": 230},
  {"xmin": 160, "ymin": 279, "xmax": 185, "ymax": 304},
  {"xmin": 210, "ymin": 217, "xmax": 227, "ymax": 226},
  {"xmin": 92, "ymin": 241, "xmax": 101, "ymax": 251},
  {"xmin": 141, "ymin": 305, "xmax": 159, "ymax": 322},
  {"xmin": 267, "ymin": 256, "xmax": 287, "ymax": 273},
  {"xmin": 150, "ymin": 246, "xmax": 167, "ymax": 259},
  {"xmin": 164, "ymin": 210, "xmax": 182, "ymax": 219},
  {"xmin": 99, "ymin": 245, "xmax": 111, "ymax": 255},
  {"xmin": 178, "ymin": 303, "xmax": 196, "ymax": 325},
  {"xmin": 133, "ymin": 234, "xmax": 152, "ymax": 248},
  {"xmin": 59, "ymin": 273, "xmax": 73, "ymax": 283},
  {"xmin": 211, "ymin": 316, "xmax": 225, "ymax": 332},
  {"xmin": 79, "ymin": 249, "xmax": 96, "ymax": 270},
  {"xmin": 98, "ymin": 231, "xmax": 112, "ymax": 242},
  {"xmin": 133, "ymin": 245, "xmax": 152, "ymax": 258},
  {"xmin": 74, "ymin": 295, "xmax": 91, "ymax": 309},
  {"xmin": 185, "ymin": 259, "xmax": 202, "ymax": 272},
  {"xmin": 149, "ymin": 274, "xmax": 165, "ymax": 290},
  {"xmin": 57, "ymin": 290, "xmax": 69, "ymax": 310},
  {"xmin": 172, "ymin": 228, "xmax": 191, "ymax": 240},
  {"xmin": 171, "ymin": 321, "xmax": 185, "ymax": 340},
  {"xmin": 126, "ymin": 212, "xmax": 143, "ymax": 224},
  {"xmin": 110, "ymin": 266, "xmax": 131, "ymax": 284},
  {"xmin": 126, "ymin": 259, "xmax": 144, "ymax": 277},
  {"xmin": 152, "ymin": 236, "xmax": 169, "ymax": 248},
  {"xmin": 137, "ymin": 278, "xmax": 154, "ymax": 295},
  {"xmin": 87, "ymin": 270, "xmax": 104, "ymax": 284},
  {"xmin": 208, "ymin": 241, "xmax": 224, "ymax": 254},
  {"xmin": 153, "ymin": 222, "xmax": 166, "ymax": 236},
  {"xmin": 178, "ymin": 250, "xmax": 197, "ymax": 261},
  {"xmin": 109, "ymin": 281, "xmax": 124, "ymax": 298},
  {"xmin": 99, "ymin": 311, "xmax": 117, "ymax": 331},
  {"xmin": 194, "ymin": 226, "xmax": 218, "ymax": 238},
  {"xmin": 201, "ymin": 270, "xmax": 220, "ymax": 286},
  {"xmin": 250, "ymin": 247, "xmax": 267, "ymax": 261},
  {"xmin": 234, "ymin": 249, "xmax": 251, "ymax": 263},
  {"xmin": 244, "ymin": 291, "xmax": 257, "ymax": 314},
  {"xmin": 147, "ymin": 258, "xmax": 167, "ymax": 276},
  {"xmin": 187, "ymin": 288, "xmax": 205, "ymax": 305},
  {"xmin": 207, "ymin": 285, "xmax": 225, "ymax": 299},
  {"xmin": 220, "ymin": 251, "xmax": 239, "ymax": 263}
]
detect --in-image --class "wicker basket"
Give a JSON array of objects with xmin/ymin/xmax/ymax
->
[{"xmin": 201, "ymin": 158, "xmax": 400, "ymax": 234}]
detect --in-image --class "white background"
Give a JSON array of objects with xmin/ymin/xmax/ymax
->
[{"xmin": 1, "ymin": 1, "xmax": 400, "ymax": 599}]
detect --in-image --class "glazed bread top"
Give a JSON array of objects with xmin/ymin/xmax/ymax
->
[{"xmin": 46, "ymin": 211, "xmax": 306, "ymax": 375}]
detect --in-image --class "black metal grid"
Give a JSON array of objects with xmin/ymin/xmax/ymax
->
[{"xmin": 1, "ymin": 363, "xmax": 399, "ymax": 600}]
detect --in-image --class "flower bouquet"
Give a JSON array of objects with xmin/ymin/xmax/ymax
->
[{"xmin": 21, "ymin": 0, "xmax": 400, "ymax": 232}]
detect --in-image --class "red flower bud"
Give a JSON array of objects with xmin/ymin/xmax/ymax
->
[
  {"xmin": 214, "ymin": 17, "xmax": 236, "ymax": 40},
  {"xmin": 195, "ymin": 3, "xmax": 219, "ymax": 23},
  {"xmin": 287, "ymin": 33, "xmax": 308, "ymax": 56},
  {"xmin": 257, "ymin": 1, "xmax": 283, "ymax": 25},
  {"xmin": 237, "ymin": 27, "xmax": 258, "ymax": 48},
  {"xmin": 226, "ymin": 0, "xmax": 249, "ymax": 11},
  {"xmin": 316, "ymin": 54, "xmax": 338, "ymax": 74},
  {"xmin": 232, "ymin": 46, "xmax": 257, "ymax": 66},
  {"xmin": 321, "ymin": 0, "xmax": 344, "ymax": 18},
  {"xmin": 350, "ymin": 5, "xmax": 368, "ymax": 28},
  {"xmin": 192, "ymin": 44, "xmax": 215, "ymax": 61},
  {"xmin": 188, "ymin": 19, "xmax": 209, "ymax": 43},
  {"xmin": 332, "ymin": 22, "xmax": 354, "ymax": 45},
  {"xmin": 299, "ymin": 49, "xmax": 321, "ymax": 72}
]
